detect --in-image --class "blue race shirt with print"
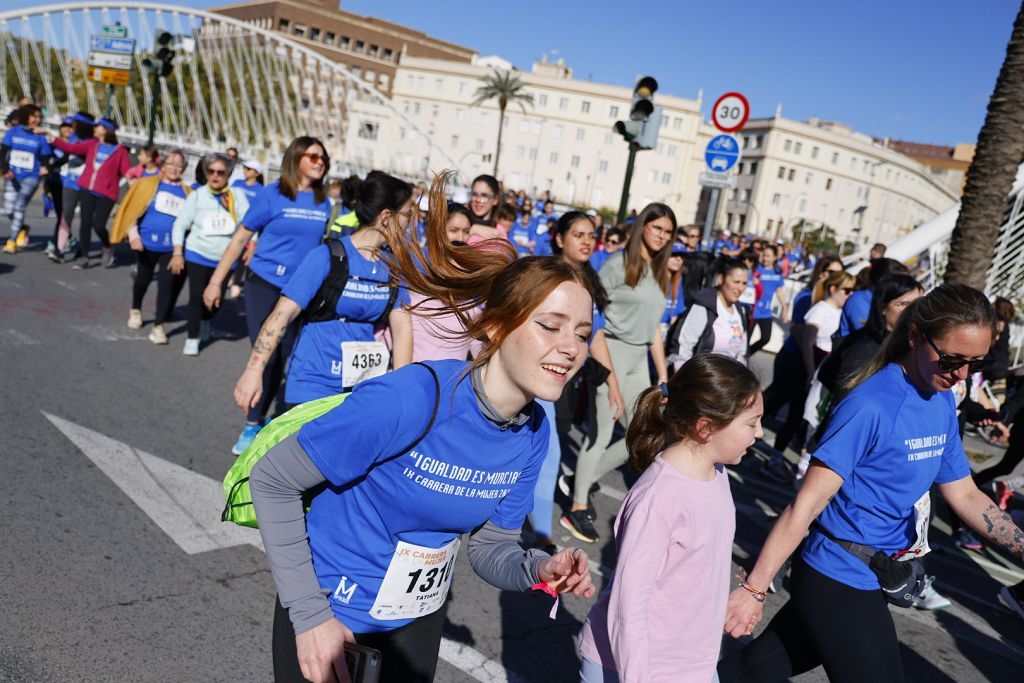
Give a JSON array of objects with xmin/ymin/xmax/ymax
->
[
  {"xmin": 281, "ymin": 238, "xmax": 410, "ymax": 402},
  {"xmin": 298, "ymin": 360, "xmax": 549, "ymax": 632},
  {"xmin": 838, "ymin": 289, "xmax": 872, "ymax": 337},
  {"xmin": 3, "ymin": 126, "xmax": 51, "ymax": 180},
  {"xmin": 753, "ymin": 265, "xmax": 785, "ymax": 320},
  {"xmin": 243, "ymin": 180, "xmax": 331, "ymax": 288},
  {"xmin": 802, "ymin": 363, "xmax": 970, "ymax": 589},
  {"xmin": 138, "ymin": 182, "xmax": 187, "ymax": 252}
]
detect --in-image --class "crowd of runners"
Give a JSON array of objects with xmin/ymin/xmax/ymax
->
[{"xmin": 5, "ymin": 104, "xmax": 1024, "ymax": 683}]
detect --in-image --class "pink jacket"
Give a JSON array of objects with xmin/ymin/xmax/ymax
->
[{"xmin": 52, "ymin": 137, "xmax": 130, "ymax": 201}]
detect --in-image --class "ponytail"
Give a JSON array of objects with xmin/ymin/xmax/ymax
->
[{"xmin": 627, "ymin": 387, "xmax": 674, "ymax": 473}]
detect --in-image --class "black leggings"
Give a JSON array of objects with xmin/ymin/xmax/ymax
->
[
  {"xmin": 748, "ymin": 318, "xmax": 774, "ymax": 356},
  {"xmin": 717, "ymin": 559, "xmax": 903, "ymax": 683},
  {"xmin": 186, "ymin": 261, "xmax": 221, "ymax": 339},
  {"xmin": 763, "ymin": 346, "xmax": 809, "ymax": 452},
  {"xmin": 132, "ymin": 249, "xmax": 185, "ymax": 319},
  {"xmin": 272, "ymin": 596, "xmax": 447, "ymax": 683},
  {"xmin": 245, "ymin": 273, "xmax": 298, "ymax": 423},
  {"xmin": 78, "ymin": 191, "xmax": 115, "ymax": 258},
  {"xmin": 46, "ymin": 177, "xmax": 63, "ymax": 242}
]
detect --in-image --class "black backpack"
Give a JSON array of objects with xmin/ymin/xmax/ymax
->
[{"xmin": 302, "ymin": 238, "xmax": 398, "ymax": 325}]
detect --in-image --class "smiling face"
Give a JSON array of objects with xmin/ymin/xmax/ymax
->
[
  {"xmin": 555, "ymin": 217, "xmax": 596, "ymax": 266},
  {"xmin": 719, "ymin": 266, "xmax": 749, "ymax": 306},
  {"xmin": 299, "ymin": 144, "xmax": 326, "ymax": 181},
  {"xmin": 160, "ymin": 154, "xmax": 185, "ymax": 183},
  {"xmin": 708, "ymin": 393, "xmax": 764, "ymax": 466},
  {"xmin": 470, "ymin": 181, "xmax": 498, "ymax": 219},
  {"xmin": 206, "ymin": 160, "xmax": 229, "ymax": 190},
  {"xmin": 910, "ymin": 324, "xmax": 992, "ymax": 393},
  {"xmin": 492, "ymin": 281, "xmax": 593, "ymax": 403}
]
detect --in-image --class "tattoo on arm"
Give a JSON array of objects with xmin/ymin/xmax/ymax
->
[
  {"xmin": 247, "ymin": 309, "xmax": 289, "ymax": 369},
  {"xmin": 979, "ymin": 502, "xmax": 1024, "ymax": 557}
]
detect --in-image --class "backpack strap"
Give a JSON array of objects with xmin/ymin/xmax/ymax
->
[
  {"xmin": 374, "ymin": 362, "xmax": 441, "ymax": 467},
  {"xmin": 813, "ymin": 522, "xmax": 876, "ymax": 565},
  {"xmin": 303, "ymin": 239, "xmax": 350, "ymax": 324},
  {"xmin": 373, "ymin": 283, "xmax": 400, "ymax": 328}
]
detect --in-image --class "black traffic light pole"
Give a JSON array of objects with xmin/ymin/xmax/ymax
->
[
  {"xmin": 146, "ymin": 68, "xmax": 159, "ymax": 147},
  {"xmin": 617, "ymin": 142, "xmax": 639, "ymax": 225},
  {"xmin": 144, "ymin": 32, "xmax": 174, "ymax": 147}
]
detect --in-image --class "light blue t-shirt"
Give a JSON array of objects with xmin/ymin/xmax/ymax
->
[
  {"xmin": 231, "ymin": 178, "xmax": 263, "ymax": 203},
  {"xmin": 838, "ymin": 289, "xmax": 872, "ymax": 337},
  {"xmin": 3, "ymin": 126, "xmax": 52, "ymax": 180},
  {"xmin": 138, "ymin": 182, "xmax": 187, "ymax": 253},
  {"xmin": 281, "ymin": 238, "xmax": 410, "ymax": 403},
  {"xmin": 298, "ymin": 360, "xmax": 549, "ymax": 632},
  {"xmin": 509, "ymin": 221, "xmax": 534, "ymax": 255},
  {"xmin": 532, "ymin": 219, "xmax": 554, "ymax": 257},
  {"xmin": 243, "ymin": 180, "xmax": 331, "ymax": 288},
  {"xmin": 802, "ymin": 363, "xmax": 970, "ymax": 589},
  {"xmin": 754, "ymin": 265, "xmax": 785, "ymax": 320}
]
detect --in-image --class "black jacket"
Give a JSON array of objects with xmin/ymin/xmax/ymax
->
[{"xmin": 667, "ymin": 286, "xmax": 753, "ymax": 358}]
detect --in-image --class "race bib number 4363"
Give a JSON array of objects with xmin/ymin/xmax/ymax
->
[
  {"xmin": 341, "ymin": 340, "xmax": 389, "ymax": 389},
  {"xmin": 370, "ymin": 538, "xmax": 459, "ymax": 621}
]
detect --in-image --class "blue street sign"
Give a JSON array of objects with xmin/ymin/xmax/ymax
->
[
  {"xmin": 704, "ymin": 134, "xmax": 741, "ymax": 173},
  {"xmin": 90, "ymin": 36, "xmax": 135, "ymax": 54}
]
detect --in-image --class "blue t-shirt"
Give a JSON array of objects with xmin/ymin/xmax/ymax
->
[
  {"xmin": 838, "ymin": 289, "xmax": 872, "ymax": 337},
  {"xmin": 243, "ymin": 180, "xmax": 331, "ymax": 288},
  {"xmin": 282, "ymin": 238, "xmax": 411, "ymax": 402},
  {"xmin": 782, "ymin": 287, "xmax": 813, "ymax": 354},
  {"xmin": 661, "ymin": 279, "xmax": 686, "ymax": 324},
  {"xmin": 3, "ymin": 126, "xmax": 51, "ymax": 180},
  {"xmin": 298, "ymin": 360, "xmax": 549, "ymax": 632},
  {"xmin": 138, "ymin": 182, "xmax": 187, "ymax": 253},
  {"xmin": 593, "ymin": 303, "xmax": 607, "ymax": 337},
  {"xmin": 509, "ymin": 222, "xmax": 535, "ymax": 255},
  {"xmin": 590, "ymin": 250, "xmax": 611, "ymax": 272},
  {"xmin": 713, "ymin": 239, "xmax": 738, "ymax": 254},
  {"xmin": 802, "ymin": 363, "xmax": 970, "ymax": 589},
  {"xmin": 231, "ymin": 178, "xmax": 263, "ymax": 203},
  {"xmin": 753, "ymin": 265, "xmax": 785, "ymax": 320},
  {"xmin": 59, "ymin": 134, "xmax": 85, "ymax": 191},
  {"xmin": 532, "ymin": 219, "xmax": 554, "ymax": 257}
]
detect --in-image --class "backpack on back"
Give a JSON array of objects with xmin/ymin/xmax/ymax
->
[
  {"xmin": 303, "ymin": 238, "xmax": 398, "ymax": 326},
  {"xmin": 222, "ymin": 362, "xmax": 440, "ymax": 528}
]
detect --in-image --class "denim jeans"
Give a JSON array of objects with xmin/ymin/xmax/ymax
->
[{"xmin": 3, "ymin": 174, "xmax": 40, "ymax": 239}]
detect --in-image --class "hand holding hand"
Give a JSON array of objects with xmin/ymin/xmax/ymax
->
[
  {"xmin": 723, "ymin": 586, "xmax": 765, "ymax": 638},
  {"xmin": 537, "ymin": 547, "xmax": 595, "ymax": 598}
]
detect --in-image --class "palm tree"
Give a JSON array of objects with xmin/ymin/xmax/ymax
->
[
  {"xmin": 945, "ymin": 1, "xmax": 1024, "ymax": 289},
  {"xmin": 471, "ymin": 69, "xmax": 534, "ymax": 177}
]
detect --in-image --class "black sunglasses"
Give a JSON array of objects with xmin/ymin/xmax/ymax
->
[{"xmin": 922, "ymin": 332, "xmax": 991, "ymax": 374}]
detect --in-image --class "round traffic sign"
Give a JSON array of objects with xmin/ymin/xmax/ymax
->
[{"xmin": 712, "ymin": 92, "xmax": 750, "ymax": 133}]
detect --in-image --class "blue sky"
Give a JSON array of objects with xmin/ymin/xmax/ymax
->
[{"xmin": 3, "ymin": 0, "xmax": 1016, "ymax": 144}]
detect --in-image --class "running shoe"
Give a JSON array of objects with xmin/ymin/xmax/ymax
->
[
  {"xmin": 557, "ymin": 473, "xmax": 573, "ymax": 498},
  {"xmin": 232, "ymin": 423, "xmax": 262, "ymax": 456},
  {"xmin": 559, "ymin": 509, "xmax": 600, "ymax": 544},
  {"xmin": 2, "ymin": 239, "xmax": 16, "ymax": 254},
  {"xmin": 101, "ymin": 249, "xmax": 115, "ymax": 268},
  {"xmin": 998, "ymin": 584, "xmax": 1024, "ymax": 621},
  {"xmin": 15, "ymin": 227, "xmax": 28, "ymax": 247},
  {"xmin": 912, "ymin": 576, "xmax": 951, "ymax": 610},
  {"xmin": 183, "ymin": 338, "xmax": 200, "ymax": 356},
  {"xmin": 148, "ymin": 325, "xmax": 168, "ymax": 345},
  {"xmin": 71, "ymin": 257, "xmax": 90, "ymax": 270},
  {"xmin": 45, "ymin": 240, "xmax": 56, "ymax": 260},
  {"xmin": 996, "ymin": 481, "xmax": 1014, "ymax": 511},
  {"xmin": 761, "ymin": 458, "xmax": 795, "ymax": 484},
  {"xmin": 956, "ymin": 528, "xmax": 984, "ymax": 551},
  {"xmin": 127, "ymin": 309, "xmax": 143, "ymax": 330}
]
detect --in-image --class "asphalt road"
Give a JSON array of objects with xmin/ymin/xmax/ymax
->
[{"xmin": 2, "ymin": 203, "xmax": 1023, "ymax": 682}]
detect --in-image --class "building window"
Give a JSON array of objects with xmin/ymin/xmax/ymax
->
[
  {"xmin": 451, "ymin": 135, "xmax": 459, "ymax": 147},
  {"xmin": 850, "ymin": 156, "xmax": 857, "ymax": 170},
  {"xmin": 788, "ymin": 169, "xmax": 795, "ymax": 181},
  {"xmin": 661, "ymin": 172, "xmax": 671, "ymax": 185},
  {"xmin": 364, "ymin": 69, "xmax": 374, "ymax": 82},
  {"xmin": 458, "ymin": 81, "xmax": 466, "ymax": 95},
  {"xmin": 368, "ymin": 44, "xmax": 379, "ymax": 57},
  {"xmin": 533, "ymin": 122, "xmax": 541, "ymax": 135},
  {"xmin": 358, "ymin": 121, "xmax": 378, "ymax": 140},
  {"xmin": 382, "ymin": 48, "xmax": 393, "ymax": 61},
  {"xmin": 516, "ymin": 146, "xmax": 525, "ymax": 159},
  {"xmin": 576, "ymin": 128, "xmax": 586, "ymax": 141},
  {"xmin": 456, "ymin": 109, "xmax": 464, "ymax": 122},
  {"xmin": 811, "ymin": 146, "xmax": 819, "ymax": 159},
  {"xmin": 309, "ymin": 27, "xmax": 320, "ymax": 41},
  {"xmin": 350, "ymin": 66, "xmax": 361, "ymax": 79},
  {"xmin": 571, "ymin": 155, "xmax": 581, "ymax": 168},
  {"xmin": 325, "ymin": 31, "xmax": 335, "ymax": 44},
  {"xmin": 799, "ymin": 198, "xmax": 807, "ymax": 211},
  {"xmin": 749, "ymin": 161, "xmax": 758, "ymax": 174},
  {"xmin": 661, "ymin": 116, "xmax": 669, "ymax": 129},
  {"xmin": 784, "ymin": 139, "xmax": 792, "ymax": 152},
  {"xmin": 826, "ymin": 178, "xmax": 833, "ymax": 190},
  {"xmin": 278, "ymin": 18, "xmax": 289, "ymax": 30},
  {"xmin": 599, "ymin": 160, "xmax": 608, "ymax": 173},
  {"xmin": 435, "ymin": 78, "xmax": 443, "ymax": 90},
  {"xmin": 339, "ymin": 36, "xmax": 350, "ymax": 49},
  {"xmin": 673, "ymin": 117, "xmax": 683, "ymax": 130},
  {"xmin": 475, "ymin": 139, "xmax": 484, "ymax": 151},
  {"xmin": 529, "ymin": 148, "xmax": 537, "ymax": 161},
  {"xmin": 354, "ymin": 40, "xmax": 365, "ymax": 52},
  {"xmin": 831, "ymin": 151, "xmax": 839, "ymax": 164},
  {"xmin": 667, "ymin": 144, "xmax": 677, "ymax": 158},
  {"xmin": 539, "ymin": 94, "xmax": 548, "ymax": 107},
  {"xmin": 519, "ymin": 120, "xmax": 529, "ymax": 133},
  {"xmin": 647, "ymin": 171, "xmax": 657, "ymax": 183},
  {"xmin": 480, "ymin": 113, "xmax": 489, "ymax": 125},
  {"xmin": 772, "ymin": 193, "xmax": 781, "ymax": 206},
  {"xmin": 805, "ymin": 172, "xmax": 813, "ymax": 185},
  {"xmin": 378, "ymin": 74, "xmax": 389, "ymax": 89},
  {"xmin": 552, "ymin": 124, "xmax": 563, "ymax": 139},
  {"xmin": 609, "ymin": 105, "xmax": 619, "ymax": 118},
  {"xmin": 794, "ymin": 142, "xmax": 802, "ymax": 154},
  {"xmin": 549, "ymin": 151, "xmax": 559, "ymax": 163},
  {"xmin": 737, "ymin": 162, "xmax": 745, "ymax": 175},
  {"xmin": 581, "ymin": 101, "xmax": 591, "ymax": 114},
  {"xmin": 559, "ymin": 97, "xmax": 568, "ymax": 110},
  {"xmin": 604, "ymin": 133, "xmax": 613, "ymax": 145},
  {"xmin": 777, "ymin": 166, "xmax": 786, "ymax": 179},
  {"xmin": 292, "ymin": 25, "xmax": 306, "ymax": 37},
  {"xmin": 431, "ymin": 104, "xmax": 438, "ymax": 118}
]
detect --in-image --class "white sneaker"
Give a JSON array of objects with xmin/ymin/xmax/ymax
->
[
  {"xmin": 913, "ymin": 576, "xmax": 951, "ymax": 610},
  {"xmin": 148, "ymin": 326, "xmax": 168, "ymax": 345},
  {"xmin": 183, "ymin": 338, "xmax": 200, "ymax": 356},
  {"xmin": 127, "ymin": 309, "xmax": 143, "ymax": 330}
]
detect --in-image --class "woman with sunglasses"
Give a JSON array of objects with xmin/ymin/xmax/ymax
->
[
  {"xmin": 203, "ymin": 137, "xmax": 332, "ymax": 455},
  {"xmin": 718, "ymin": 283, "xmax": 1024, "ymax": 683},
  {"xmin": 561, "ymin": 204, "xmax": 673, "ymax": 544},
  {"xmin": 164, "ymin": 153, "xmax": 250, "ymax": 356},
  {"xmin": 800, "ymin": 270, "xmax": 855, "ymax": 382},
  {"xmin": 109, "ymin": 148, "xmax": 191, "ymax": 333},
  {"xmin": 233, "ymin": 171, "xmax": 413, "ymax": 414}
]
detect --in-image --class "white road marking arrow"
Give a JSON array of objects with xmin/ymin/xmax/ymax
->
[{"xmin": 43, "ymin": 412, "xmax": 264, "ymax": 554}]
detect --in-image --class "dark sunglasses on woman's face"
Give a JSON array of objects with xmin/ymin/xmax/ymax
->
[
  {"xmin": 841, "ymin": 287, "xmax": 854, "ymax": 294},
  {"xmin": 207, "ymin": 168, "xmax": 227, "ymax": 177},
  {"xmin": 606, "ymin": 239, "xmax": 621, "ymax": 246},
  {"xmin": 302, "ymin": 152, "xmax": 326, "ymax": 164},
  {"xmin": 922, "ymin": 331, "xmax": 991, "ymax": 374}
]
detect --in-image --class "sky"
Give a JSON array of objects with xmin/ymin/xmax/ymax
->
[{"xmin": 2, "ymin": 0, "xmax": 1017, "ymax": 145}]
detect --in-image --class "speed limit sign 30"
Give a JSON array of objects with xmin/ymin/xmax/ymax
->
[{"xmin": 712, "ymin": 92, "xmax": 750, "ymax": 133}]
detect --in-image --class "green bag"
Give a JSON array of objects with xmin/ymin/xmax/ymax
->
[{"xmin": 221, "ymin": 362, "xmax": 440, "ymax": 528}]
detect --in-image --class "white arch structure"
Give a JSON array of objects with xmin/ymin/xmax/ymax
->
[{"xmin": 0, "ymin": 1, "xmax": 467, "ymax": 178}]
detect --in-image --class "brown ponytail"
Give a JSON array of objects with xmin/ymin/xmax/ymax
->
[{"xmin": 626, "ymin": 355, "xmax": 761, "ymax": 473}]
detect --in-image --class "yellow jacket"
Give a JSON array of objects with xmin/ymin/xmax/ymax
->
[{"xmin": 110, "ymin": 175, "xmax": 192, "ymax": 244}]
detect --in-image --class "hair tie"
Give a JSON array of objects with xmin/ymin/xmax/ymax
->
[{"xmin": 659, "ymin": 382, "xmax": 669, "ymax": 398}]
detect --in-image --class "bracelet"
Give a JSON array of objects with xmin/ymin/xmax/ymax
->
[{"xmin": 736, "ymin": 576, "xmax": 767, "ymax": 603}]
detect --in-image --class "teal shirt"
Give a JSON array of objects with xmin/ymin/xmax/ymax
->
[
  {"xmin": 598, "ymin": 252, "xmax": 665, "ymax": 346},
  {"xmin": 171, "ymin": 185, "xmax": 250, "ymax": 265}
]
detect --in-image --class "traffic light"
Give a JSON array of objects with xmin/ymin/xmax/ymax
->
[
  {"xmin": 143, "ymin": 32, "xmax": 175, "ymax": 78},
  {"xmin": 614, "ymin": 76, "xmax": 659, "ymax": 148}
]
